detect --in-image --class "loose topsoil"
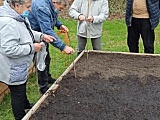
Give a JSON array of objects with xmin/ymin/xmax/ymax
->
[{"xmin": 29, "ymin": 52, "xmax": 160, "ymax": 120}]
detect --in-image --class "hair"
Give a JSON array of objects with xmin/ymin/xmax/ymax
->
[
  {"xmin": 7, "ymin": 0, "xmax": 31, "ymax": 6},
  {"xmin": 54, "ymin": 0, "xmax": 69, "ymax": 6}
]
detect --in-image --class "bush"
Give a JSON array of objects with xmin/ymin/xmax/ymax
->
[{"xmin": 60, "ymin": 0, "xmax": 126, "ymax": 19}]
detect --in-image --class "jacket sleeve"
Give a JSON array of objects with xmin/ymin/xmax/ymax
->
[
  {"xmin": 34, "ymin": 7, "xmax": 66, "ymax": 51},
  {"xmin": 31, "ymin": 30, "xmax": 42, "ymax": 42},
  {"xmin": 25, "ymin": 18, "xmax": 42, "ymax": 43},
  {"xmin": 0, "ymin": 21, "xmax": 33, "ymax": 58},
  {"xmin": 55, "ymin": 19, "xmax": 63, "ymax": 30},
  {"xmin": 92, "ymin": 0, "xmax": 109, "ymax": 23},
  {"xmin": 69, "ymin": 0, "xmax": 82, "ymax": 19}
]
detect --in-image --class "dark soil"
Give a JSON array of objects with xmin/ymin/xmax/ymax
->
[{"xmin": 29, "ymin": 52, "xmax": 160, "ymax": 120}]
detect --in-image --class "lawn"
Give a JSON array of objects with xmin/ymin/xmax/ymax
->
[{"xmin": 0, "ymin": 18, "xmax": 160, "ymax": 120}]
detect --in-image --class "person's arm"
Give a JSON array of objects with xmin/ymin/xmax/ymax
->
[
  {"xmin": 69, "ymin": 0, "xmax": 83, "ymax": 20},
  {"xmin": 91, "ymin": 0, "xmax": 109, "ymax": 23},
  {"xmin": 35, "ymin": 7, "xmax": 66, "ymax": 51},
  {"xmin": 55, "ymin": 19, "xmax": 63, "ymax": 30},
  {"xmin": 0, "ymin": 20, "xmax": 35, "ymax": 58},
  {"xmin": 25, "ymin": 18, "xmax": 55, "ymax": 43},
  {"xmin": 31, "ymin": 30, "xmax": 55, "ymax": 43}
]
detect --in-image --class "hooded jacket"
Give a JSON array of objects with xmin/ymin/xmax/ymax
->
[
  {"xmin": 125, "ymin": 0, "xmax": 160, "ymax": 29},
  {"xmin": 69, "ymin": 0, "xmax": 109, "ymax": 38},
  {"xmin": 0, "ymin": 0, "xmax": 42, "ymax": 85},
  {"xmin": 28, "ymin": 0, "xmax": 66, "ymax": 51}
]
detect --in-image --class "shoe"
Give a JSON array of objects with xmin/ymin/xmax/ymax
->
[
  {"xmin": 40, "ymin": 87, "xmax": 49, "ymax": 94},
  {"xmin": 48, "ymin": 77, "xmax": 56, "ymax": 84},
  {"xmin": 25, "ymin": 103, "xmax": 35, "ymax": 109}
]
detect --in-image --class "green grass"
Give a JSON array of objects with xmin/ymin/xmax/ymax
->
[{"xmin": 1, "ymin": 18, "xmax": 160, "ymax": 120}]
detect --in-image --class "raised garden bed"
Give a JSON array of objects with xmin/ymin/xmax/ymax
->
[{"xmin": 23, "ymin": 51, "xmax": 160, "ymax": 120}]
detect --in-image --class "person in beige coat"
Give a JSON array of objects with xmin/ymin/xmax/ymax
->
[{"xmin": 125, "ymin": 0, "xmax": 160, "ymax": 53}]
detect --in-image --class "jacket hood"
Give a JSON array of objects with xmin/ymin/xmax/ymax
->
[
  {"xmin": 44, "ymin": 0, "xmax": 56, "ymax": 13},
  {"xmin": 0, "ymin": 0, "xmax": 25, "ymax": 22}
]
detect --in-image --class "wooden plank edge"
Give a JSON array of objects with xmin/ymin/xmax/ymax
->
[
  {"xmin": 22, "ymin": 50, "xmax": 160, "ymax": 119},
  {"xmin": 22, "ymin": 51, "xmax": 85, "ymax": 120},
  {"xmin": 0, "ymin": 88, "xmax": 10, "ymax": 103},
  {"xmin": 55, "ymin": 50, "xmax": 85, "ymax": 84},
  {"xmin": 86, "ymin": 50, "xmax": 160, "ymax": 56},
  {"xmin": 22, "ymin": 84, "xmax": 59, "ymax": 120}
]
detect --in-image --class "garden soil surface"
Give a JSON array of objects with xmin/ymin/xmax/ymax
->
[{"xmin": 29, "ymin": 52, "xmax": 160, "ymax": 120}]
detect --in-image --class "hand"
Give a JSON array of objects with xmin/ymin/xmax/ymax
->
[
  {"xmin": 60, "ymin": 25, "xmax": 69, "ymax": 32},
  {"xmin": 42, "ymin": 34, "xmax": 56, "ymax": 43},
  {"xmin": 34, "ymin": 42, "xmax": 44, "ymax": 52},
  {"xmin": 63, "ymin": 46, "xmax": 75, "ymax": 54},
  {"xmin": 86, "ymin": 16, "xmax": 94, "ymax": 22},
  {"xmin": 78, "ymin": 14, "xmax": 85, "ymax": 21}
]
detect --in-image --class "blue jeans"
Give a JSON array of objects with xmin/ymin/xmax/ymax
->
[{"xmin": 127, "ymin": 17, "xmax": 155, "ymax": 53}]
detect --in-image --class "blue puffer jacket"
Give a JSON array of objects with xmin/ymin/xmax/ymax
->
[
  {"xmin": 125, "ymin": 0, "xmax": 160, "ymax": 29},
  {"xmin": 28, "ymin": 0, "xmax": 66, "ymax": 51}
]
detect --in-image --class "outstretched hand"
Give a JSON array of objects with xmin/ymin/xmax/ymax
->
[
  {"xmin": 63, "ymin": 46, "xmax": 75, "ymax": 54},
  {"xmin": 60, "ymin": 25, "xmax": 69, "ymax": 33},
  {"xmin": 42, "ymin": 34, "xmax": 56, "ymax": 43}
]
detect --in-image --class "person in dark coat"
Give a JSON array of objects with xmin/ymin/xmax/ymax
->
[{"xmin": 125, "ymin": 0, "xmax": 160, "ymax": 53}]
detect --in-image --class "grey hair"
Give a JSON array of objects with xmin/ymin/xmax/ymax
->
[
  {"xmin": 7, "ymin": 0, "xmax": 30, "ymax": 6},
  {"xmin": 55, "ymin": 0, "xmax": 69, "ymax": 6}
]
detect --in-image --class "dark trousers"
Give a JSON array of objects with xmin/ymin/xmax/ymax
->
[
  {"xmin": 77, "ymin": 35, "xmax": 101, "ymax": 56},
  {"xmin": 37, "ymin": 43, "xmax": 51, "ymax": 89},
  {"xmin": 8, "ymin": 82, "xmax": 30, "ymax": 120},
  {"xmin": 127, "ymin": 17, "xmax": 155, "ymax": 53}
]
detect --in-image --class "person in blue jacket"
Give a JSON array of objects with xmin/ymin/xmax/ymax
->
[
  {"xmin": 28, "ymin": 0, "xmax": 74, "ymax": 94},
  {"xmin": 125, "ymin": 0, "xmax": 160, "ymax": 54}
]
